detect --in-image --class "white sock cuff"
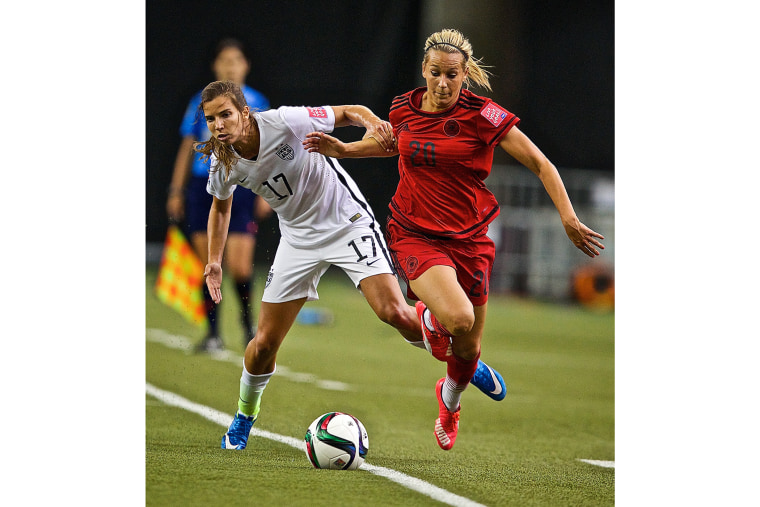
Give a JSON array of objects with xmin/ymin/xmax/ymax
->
[
  {"xmin": 404, "ymin": 339, "xmax": 426, "ymax": 349},
  {"xmin": 241, "ymin": 363, "xmax": 276, "ymax": 389},
  {"xmin": 442, "ymin": 375, "xmax": 466, "ymax": 412}
]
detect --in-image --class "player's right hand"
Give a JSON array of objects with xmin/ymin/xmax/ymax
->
[
  {"xmin": 363, "ymin": 120, "xmax": 395, "ymax": 152},
  {"xmin": 204, "ymin": 262, "xmax": 223, "ymax": 303}
]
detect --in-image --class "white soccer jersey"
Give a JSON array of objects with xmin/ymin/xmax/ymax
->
[{"xmin": 206, "ymin": 106, "xmax": 374, "ymax": 247}]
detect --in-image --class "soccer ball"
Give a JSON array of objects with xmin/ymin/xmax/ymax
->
[{"xmin": 304, "ymin": 412, "xmax": 368, "ymax": 470}]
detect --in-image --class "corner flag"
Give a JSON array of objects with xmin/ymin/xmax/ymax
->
[{"xmin": 154, "ymin": 225, "xmax": 208, "ymax": 327}]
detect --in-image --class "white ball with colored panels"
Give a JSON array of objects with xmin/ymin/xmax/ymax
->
[{"xmin": 304, "ymin": 412, "xmax": 368, "ymax": 470}]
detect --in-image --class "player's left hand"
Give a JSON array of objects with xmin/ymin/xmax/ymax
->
[
  {"xmin": 303, "ymin": 131, "xmax": 345, "ymax": 158},
  {"xmin": 564, "ymin": 221, "xmax": 605, "ymax": 257}
]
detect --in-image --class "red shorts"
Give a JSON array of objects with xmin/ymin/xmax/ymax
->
[{"xmin": 386, "ymin": 218, "xmax": 495, "ymax": 306}]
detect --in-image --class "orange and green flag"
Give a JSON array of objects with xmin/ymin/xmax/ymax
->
[{"xmin": 154, "ymin": 225, "xmax": 208, "ymax": 327}]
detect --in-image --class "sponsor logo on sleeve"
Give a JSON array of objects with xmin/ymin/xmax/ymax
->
[
  {"xmin": 480, "ymin": 103, "xmax": 508, "ymax": 127},
  {"xmin": 307, "ymin": 107, "xmax": 328, "ymax": 118}
]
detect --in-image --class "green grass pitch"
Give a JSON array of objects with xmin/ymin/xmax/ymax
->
[{"xmin": 146, "ymin": 265, "xmax": 614, "ymax": 506}]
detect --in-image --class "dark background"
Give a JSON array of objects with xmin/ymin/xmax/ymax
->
[{"xmin": 146, "ymin": 0, "xmax": 614, "ymax": 258}]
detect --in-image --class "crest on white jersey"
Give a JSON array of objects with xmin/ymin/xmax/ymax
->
[{"xmin": 276, "ymin": 143, "xmax": 295, "ymax": 160}]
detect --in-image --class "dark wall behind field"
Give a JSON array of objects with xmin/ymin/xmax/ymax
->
[{"xmin": 146, "ymin": 1, "xmax": 613, "ymax": 250}]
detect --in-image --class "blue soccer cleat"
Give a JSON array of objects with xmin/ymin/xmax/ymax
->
[
  {"xmin": 221, "ymin": 411, "xmax": 256, "ymax": 449},
  {"xmin": 470, "ymin": 360, "xmax": 507, "ymax": 401}
]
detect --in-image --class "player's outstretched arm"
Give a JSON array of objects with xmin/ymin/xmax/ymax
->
[
  {"xmin": 499, "ymin": 126, "xmax": 605, "ymax": 258},
  {"xmin": 302, "ymin": 131, "xmax": 397, "ymax": 159},
  {"xmin": 331, "ymin": 105, "xmax": 395, "ymax": 152}
]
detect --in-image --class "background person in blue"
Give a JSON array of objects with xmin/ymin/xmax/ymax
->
[{"xmin": 166, "ymin": 38, "xmax": 272, "ymax": 352}]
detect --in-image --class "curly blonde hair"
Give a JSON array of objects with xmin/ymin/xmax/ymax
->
[
  {"xmin": 193, "ymin": 80, "xmax": 254, "ymax": 178},
  {"xmin": 423, "ymin": 28, "xmax": 492, "ymax": 91}
]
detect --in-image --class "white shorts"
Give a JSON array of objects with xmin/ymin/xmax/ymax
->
[{"xmin": 262, "ymin": 220, "xmax": 395, "ymax": 303}]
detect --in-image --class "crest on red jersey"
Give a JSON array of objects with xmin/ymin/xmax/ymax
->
[
  {"xmin": 480, "ymin": 103, "xmax": 508, "ymax": 127},
  {"xmin": 443, "ymin": 119, "xmax": 460, "ymax": 137}
]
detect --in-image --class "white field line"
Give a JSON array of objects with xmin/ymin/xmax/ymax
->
[
  {"xmin": 146, "ymin": 383, "xmax": 487, "ymax": 507},
  {"xmin": 148, "ymin": 328, "xmax": 612, "ymax": 480},
  {"xmin": 577, "ymin": 459, "xmax": 615, "ymax": 468},
  {"xmin": 146, "ymin": 328, "xmax": 350, "ymax": 391}
]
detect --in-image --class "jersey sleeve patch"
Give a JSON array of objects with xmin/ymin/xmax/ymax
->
[
  {"xmin": 307, "ymin": 107, "xmax": 328, "ymax": 118},
  {"xmin": 480, "ymin": 102, "xmax": 509, "ymax": 127}
]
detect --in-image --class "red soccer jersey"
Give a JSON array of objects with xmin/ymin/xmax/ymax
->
[{"xmin": 388, "ymin": 87, "xmax": 520, "ymax": 239}]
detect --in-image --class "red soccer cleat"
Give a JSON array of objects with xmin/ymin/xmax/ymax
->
[
  {"xmin": 415, "ymin": 301, "xmax": 452, "ymax": 362},
  {"xmin": 434, "ymin": 378, "xmax": 460, "ymax": 450}
]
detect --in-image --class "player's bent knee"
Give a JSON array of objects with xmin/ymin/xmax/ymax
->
[
  {"xmin": 443, "ymin": 311, "xmax": 475, "ymax": 337},
  {"xmin": 375, "ymin": 302, "xmax": 404, "ymax": 327},
  {"xmin": 374, "ymin": 300, "xmax": 416, "ymax": 332}
]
